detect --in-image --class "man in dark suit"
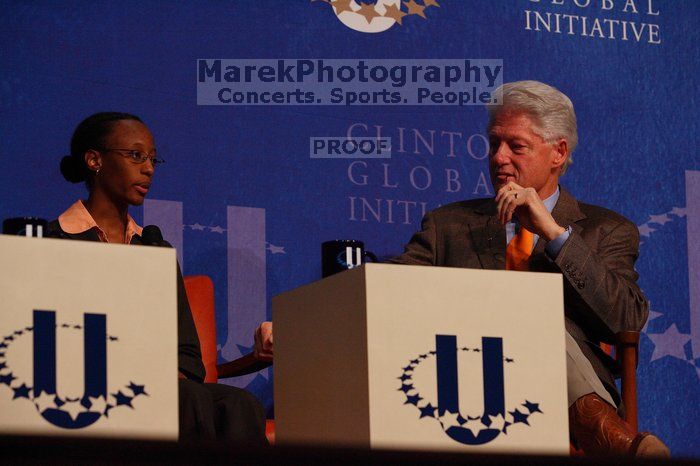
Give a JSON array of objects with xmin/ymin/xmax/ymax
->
[{"xmin": 389, "ymin": 80, "xmax": 668, "ymax": 457}]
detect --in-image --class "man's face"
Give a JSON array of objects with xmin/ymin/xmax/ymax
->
[{"xmin": 488, "ymin": 111, "xmax": 565, "ymax": 199}]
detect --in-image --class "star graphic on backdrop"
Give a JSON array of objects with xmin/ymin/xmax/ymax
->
[
  {"xmin": 113, "ymin": 390, "xmax": 134, "ymax": 408},
  {"xmin": 410, "ymin": 358, "xmax": 420, "ymax": 364},
  {"xmin": 648, "ymin": 214, "xmax": 671, "ymax": 225},
  {"xmin": 3, "ymin": 335, "xmax": 13, "ymax": 342},
  {"xmin": 128, "ymin": 382, "xmax": 148, "ymax": 397},
  {"xmin": 0, "ymin": 353, "xmax": 5, "ymax": 361},
  {"xmin": 108, "ymin": 335, "xmax": 119, "ymax": 341},
  {"xmin": 331, "ymin": 0, "xmax": 354, "ymax": 15},
  {"xmin": 61, "ymin": 400, "xmax": 85, "ymax": 421},
  {"xmin": 190, "ymin": 223, "xmax": 206, "ymax": 231},
  {"xmin": 505, "ymin": 357, "xmax": 514, "ymax": 363},
  {"xmin": 473, "ymin": 348, "xmax": 481, "ymax": 353},
  {"xmin": 88, "ymin": 395, "xmax": 107, "ymax": 414},
  {"xmin": 383, "ymin": 4, "xmax": 408, "ymax": 25},
  {"xmin": 647, "ymin": 324, "xmax": 692, "ymax": 362},
  {"xmin": 0, "ymin": 342, "xmax": 7, "ymax": 349},
  {"xmin": 463, "ymin": 417, "xmax": 485, "ymax": 436},
  {"xmin": 402, "ymin": 364, "xmax": 415, "ymax": 371},
  {"xmin": 438, "ymin": 410, "xmax": 461, "ymax": 429},
  {"xmin": 642, "ymin": 307, "xmax": 664, "ymax": 332},
  {"xmin": 418, "ymin": 353, "xmax": 428, "ymax": 359},
  {"xmin": 61, "ymin": 323, "xmax": 70, "ymax": 328},
  {"xmin": 418, "ymin": 403, "xmax": 436, "ymax": 419},
  {"xmin": 403, "ymin": 0, "xmax": 427, "ymax": 18},
  {"xmin": 638, "ymin": 224, "xmax": 656, "ymax": 237},
  {"xmin": 488, "ymin": 413, "xmax": 506, "ymax": 431},
  {"xmin": 209, "ymin": 226, "xmax": 226, "ymax": 234},
  {"xmin": 356, "ymin": 2, "xmax": 380, "ymax": 23},
  {"xmin": 33, "ymin": 391, "xmax": 57, "ymax": 413},
  {"xmin": 73, "ymin": 325, "xmax": 82, "ymax": 330},
  {"xmin": 523, "ymin": 400, "xmax": 542, "ymax": 414},
  {"xmin": 267, "ymin": 243, "xmax": 286, "ymax": 254},
  {"xmin": 404, "ymin": 393, "xmax": 422, "ymax": 405},
  {"xmin": 12, "ymin": 383, "xmax": 31, "ymax": 399},
  {"xmin": 398, "ymin": 373, "xmax": 412, "ymax": 382},
  {"xmin": 423, "ymin": 0, "xmax": 440, "ymax": 6},
  {"xmin": 429, "ymin": 350, "xmax": 436, "ymax": 355},
  {"xmin": 509, "ymin": 408, "xmax": 530, "ymax": 425},
  {"xmin": 670, "ymin": 207, "xmax": 686, "ymax": 217},
  {"xmin": 13, "ymin": 330, "xmax": 23, "ymax": 336},
  {"xmin": 0, "ymin": 372, "xmax": 17, "ymax": 385},
  {"xmin": 0, "ymin": 362, "xmax": 7, "ymax": 371}
]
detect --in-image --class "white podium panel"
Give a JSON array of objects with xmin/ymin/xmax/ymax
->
[
  {"xmin": 0, "ymin": 235, "xmax": 178, "ymax": 440},
  {"xmin": 274, "ymin": 263, "xmax": 568, "ymax": 454}
]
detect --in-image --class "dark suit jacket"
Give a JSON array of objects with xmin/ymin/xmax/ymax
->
[
  {"xmin": 46, "ymin": 221, "xmax": 206, "ymax": 383},
  {"xmin": 389, "ymin": 188, "xmax": 648, "ymax": 405}
]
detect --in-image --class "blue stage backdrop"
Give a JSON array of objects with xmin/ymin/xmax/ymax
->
[{"xmin": 1, "ymin": 0, "xmax": 698, "ymax": 456}]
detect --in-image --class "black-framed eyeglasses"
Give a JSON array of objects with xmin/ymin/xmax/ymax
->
[{"xmin": 99, "ymin": 148, "xmax": 165, "ymax": 167}]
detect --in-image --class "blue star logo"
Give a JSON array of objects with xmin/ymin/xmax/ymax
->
[
  {"xmin": 404, "ymin": 394, "xmax": 423, "ymax": 406},
  {"xmin": 128, "ymin": 382, "xmax": 148, "ymax": 397},
  {"xmin": 419, "ymin": 403, "xmax": 436, "ymax": 419},
  {"xmin": 398, "ymin": 383, "xmax": 414, "ymax": 393},
  {"xmin": 509, "ymin": 408, "xmax": 530, "ymax": 425},
  {"xmin": 0, "ymin": 373, "xmax": 17, "ymax": 385},
  {"xmin": 112, "ymin": 391, "xmax": 134, "ymax": 408},
  {"xmin": 523, "ymin": 400, "xmax": 542, "ymax": 414},
  {"xmin": 1, "ymin": 321, "xmax": 149, "ymax": 429},
  {"xmin": 12, "ymin": 383, "xmax": 31, "ymax": 400},
  {"xmin": 398, "ymin": 341, "xmax": 543, "ymax": 445}
]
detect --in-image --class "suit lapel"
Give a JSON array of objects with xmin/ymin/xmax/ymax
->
[
  {"xmin": 470, "ymin": 199, "xmax": 506, "ymax": 270},
  {"xmin": 550, "ymin": 187, "xmax": 586, "ymax": 234},
  {"xmin": 466, "ymin": 187, "xmax": 584, "ymax": 271},
  {"xmin": 529, "ymin": 187, "xmax": 586, "ymax": 270}
]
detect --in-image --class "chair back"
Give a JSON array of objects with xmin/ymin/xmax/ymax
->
[{"xmin": 183, "ymin": 275, "xmax": 218, "ymax": 383}]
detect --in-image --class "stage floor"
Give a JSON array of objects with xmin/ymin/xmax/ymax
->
[{"xmin": 1, "ymin": 435, "xmax": 697, "ymax": 465}]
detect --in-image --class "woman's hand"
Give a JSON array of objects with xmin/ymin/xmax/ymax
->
[{"xmin": 254, "ymin": 321, "xmax": 273, "ymax": 362}]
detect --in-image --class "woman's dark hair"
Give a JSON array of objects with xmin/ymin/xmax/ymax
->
[{"xmin": 60, "ymin": 112, "xmax": 143, "ymax": 183}]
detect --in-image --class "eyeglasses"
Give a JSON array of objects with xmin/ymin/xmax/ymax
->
[{"xmin": 99, "ymin": 148, "xmax": 165, "ymax": 167}]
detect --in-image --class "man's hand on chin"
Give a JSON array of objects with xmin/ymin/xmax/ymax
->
[{"xmin": 495, "ymin": 181, "xmax": 565, "ymax": 241}]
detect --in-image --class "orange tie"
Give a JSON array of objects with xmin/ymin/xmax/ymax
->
[{"xmin": 506, "ymin": 226, "xmax": 534, "ymax": 271}]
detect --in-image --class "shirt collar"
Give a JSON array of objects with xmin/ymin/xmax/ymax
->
[
  {"xmin": 58, "ymin": 200, "xmax": 143, "ymax": 244},
  {"xmin": 542, "ymin": 186, "xmax": 561, "ymax": 214}
]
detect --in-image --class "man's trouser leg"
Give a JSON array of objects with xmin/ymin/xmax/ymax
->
[
  {"xmin": 565, "ymin": 332, "xmax": 669, "ymax": 457},
  {"xmin": 565, "ymin": 332, "xmax": 615, "ymax": 408}
]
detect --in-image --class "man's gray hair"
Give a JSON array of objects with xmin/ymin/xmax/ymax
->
[{"xmin": 487, "ymin": 80, "xmax": 577, "ymax": 173}]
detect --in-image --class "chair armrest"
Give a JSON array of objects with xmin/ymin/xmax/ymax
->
[
  {"xmin": 616, "ymin": 330, "xmax": 640, "ymax": 433},
  {"xmin": 217, "ymin": 353, "xmax": 272, "ymax": 379}
]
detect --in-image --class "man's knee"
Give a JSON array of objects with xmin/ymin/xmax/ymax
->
[
  {"xmin": 179, "ymin": 378, "xmax": 213, "ymax": 407},
  {"xmin": 203, "ymin": 383, "xmax": 267, "ymax": 443},
  {"xmin": 179, "ymin": 379, "xmax": 216, "ymax": 440}
]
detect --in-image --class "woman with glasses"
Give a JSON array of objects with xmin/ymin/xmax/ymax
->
[{"xmin": 47, "ymin": 112, "xmax": 268, "ymax": 444}]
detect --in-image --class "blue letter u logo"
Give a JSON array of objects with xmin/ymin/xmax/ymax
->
[
  {"xmin": 436, "ymin": 335, "xmax": 504, "ymax": 445},
  {"xmin": 33, "ymin": 310, "xmax": 107, "ymax": 429}
]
